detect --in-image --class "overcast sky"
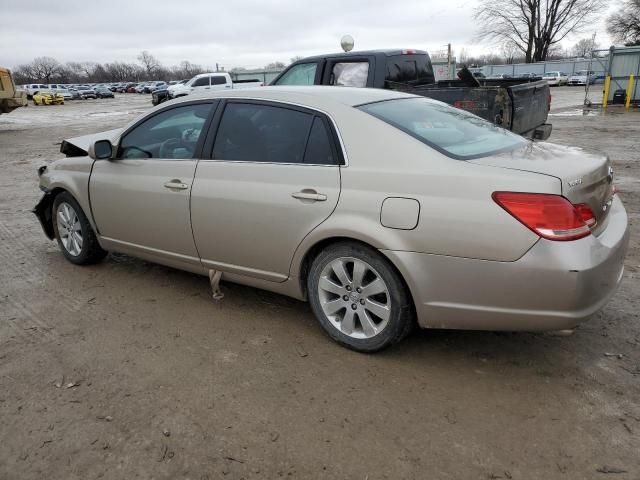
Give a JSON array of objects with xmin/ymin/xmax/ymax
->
[{"xmin": 1, "ymin": 0, "xmax": 619, "ymax": 70}]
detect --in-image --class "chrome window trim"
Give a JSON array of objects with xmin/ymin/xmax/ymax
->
[{"xmin": 201, "ymin": 96, "xmax": 350, "ymax": 167}]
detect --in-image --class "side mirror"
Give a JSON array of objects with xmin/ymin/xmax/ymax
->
[{"xmin": 89, "ymin": 140, "xmax": 113, "ymax": 160}]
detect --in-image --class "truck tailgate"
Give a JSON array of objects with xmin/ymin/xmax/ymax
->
[{"xmin": 508, "ymin": 80, "xmax": 550, "ymax": 135}]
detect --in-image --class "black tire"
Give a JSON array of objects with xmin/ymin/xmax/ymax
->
[
  {"xmin": 307, "ymin": 241, "xmax": 414, "ymax": 353},
  {"xmin": 52, "ymin": 192, "xmax": 107, "ymax": 265}
]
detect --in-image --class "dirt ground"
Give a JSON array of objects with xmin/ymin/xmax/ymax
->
[{"xmin": 1, "ymin": 89, "xmax": 639, "ymax": 480}]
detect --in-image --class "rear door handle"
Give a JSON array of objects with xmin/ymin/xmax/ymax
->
[
  {"xmin": 291, "ymin": 190, "xmax": 327, "ymax": 202},
  {"xmin": 164, "ymin": 180, "xmax": 189, "ymax": 190}
]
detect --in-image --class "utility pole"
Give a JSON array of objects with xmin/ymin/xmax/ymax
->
[
  {"xmin": 447, "ymin": 43, "xmax": 452, "ymax": 80},
  {"xmin": 584, "ymin": 32, "xmax": 597, "ymax": 106}
]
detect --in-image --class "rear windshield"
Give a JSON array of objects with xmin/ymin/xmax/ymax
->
[{"xmin": 358, "ymin": 98, "xmax": 527, "ymax": 160}]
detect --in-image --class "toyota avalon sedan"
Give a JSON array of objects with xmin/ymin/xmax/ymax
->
[{"xmin": 33, "ymin": 87, "xmax": 629, "ymax": 352}]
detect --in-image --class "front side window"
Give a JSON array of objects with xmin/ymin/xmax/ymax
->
[
  {"xmin": 192, "ymin": 77, "xmax": 210, "ymax": 87},
  {"xmin": 118, "ymin": 103, "xmax": 212, "ymax": 160},
  {"xmin": 213, "ymin": 103, "xmax": 313, "ymax": 163},
  {"xmin": 359, "ymin": 98, "xmax": 526, "ymax": 160},
  {"xmin": 274, "ymin": 63, "xmax": 317, "ymax": 86},
  {"xmin": 331, "ymin": 62, "xmax": 369, "ymax": 87}
]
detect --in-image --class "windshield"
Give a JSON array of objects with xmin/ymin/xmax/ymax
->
[{"xmin": 358, "ymin": 98, "xmax": 527, "ymax": 160}]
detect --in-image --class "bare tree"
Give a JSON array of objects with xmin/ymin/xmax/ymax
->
[
  {"xmin": 571, "ymin": 37, "xmax": 598, "ymax": 57},
  {"xmin": 30, "ymin": 56, "xmax": 60, "ymax": 83},
  {"xmin": 608, "ymin": 0, "xmax": 640, "ymax": 46},
  {"xmin": 264, "ymin": 61, "xmax": 286, "ymax": 70},
  {"xmin": 137, "ymin": 51, "xmax": 161, "ymax": 79},
  {"xmin": 476, "ymin": 0, "xmax": 606, "ymax": 63}
]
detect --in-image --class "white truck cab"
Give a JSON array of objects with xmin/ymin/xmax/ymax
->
[{"xmin": 168, "ymin": 72, "xmax": 263, "ymax": 98}]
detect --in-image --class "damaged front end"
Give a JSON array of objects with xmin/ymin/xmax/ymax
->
[{"xmin": 33, "ymin": 188, "xmax": 55, "ymax": 240}]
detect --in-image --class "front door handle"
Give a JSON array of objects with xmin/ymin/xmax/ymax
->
[
  {"xmin": 164, "ymin": 180, "xmax": 189, "ymax": 190},
  {"xmin": 291, "ymin": 190, "xmax": 327, "ymax": 202}
]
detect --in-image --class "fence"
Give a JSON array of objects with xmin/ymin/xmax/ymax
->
[
  {"xmin": 230, "ymin": 69, "xmax": 283, "ymax": 85},
  {"xmin": 481, "ymin": 57, "xmax": 608, "ymax": 81}
]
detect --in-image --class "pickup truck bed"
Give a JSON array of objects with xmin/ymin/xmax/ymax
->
[
  {"xmin": 271, "ymin": 50, "xmax": 552, "ymax": 140},
  {"xmin": 391, "ymin": 78, "xmax": 552, "ymax": 139}
]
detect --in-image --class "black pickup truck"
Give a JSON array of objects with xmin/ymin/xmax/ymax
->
[{"xmin": 271, "ymin": 49, "xmax": 552, "ymax": 140}]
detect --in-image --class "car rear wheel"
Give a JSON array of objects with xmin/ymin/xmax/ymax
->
[
  {"xmin": 308, "ymin": 242, "xmax": 414, "ymax": 352},
  {"xmin": 53, "ymin": 192, "xmax": 107, "ymax": 265}
]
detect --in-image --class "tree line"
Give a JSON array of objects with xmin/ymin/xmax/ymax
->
[
  {"xmin": 12, "ymin": 51, "xmax": 210, "ymax": 85},
  {"xmin": 12, "ymin": 51, "xmax": 300, "ymax": 85},
  {"xmin": 474, "ymin": 0, "xmax": 639, "ymax": 65}
]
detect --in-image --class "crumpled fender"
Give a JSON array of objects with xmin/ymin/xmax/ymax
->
[{"xmin": 60, "ymin": 128, "xmax": 122, "ymax": 157}]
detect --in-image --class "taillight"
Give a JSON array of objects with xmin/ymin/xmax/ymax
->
[
  {"xmin": 573, "ymin": 203, "xmax": 597, "ymax": 228},
  {"xmin": 492, "ymin": 192, "xmax": 594, "ymax": 241}
]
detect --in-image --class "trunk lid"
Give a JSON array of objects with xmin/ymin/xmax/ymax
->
[{"xmin": 471, "ymin": 142, "xmax": 615, "ymax": 235}]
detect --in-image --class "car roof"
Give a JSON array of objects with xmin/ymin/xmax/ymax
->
[
  {"xmin": 289, "ymin": 49, "xmax": 429, "ymax": 63},
  {"xmin": 178, "ymin": 86, "xmax": 415, "ymax": 109}
]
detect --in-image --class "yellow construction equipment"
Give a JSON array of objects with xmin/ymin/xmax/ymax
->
[{"xmin": 0, "ymin": 67, "xmax": 27, "ymax": 114}]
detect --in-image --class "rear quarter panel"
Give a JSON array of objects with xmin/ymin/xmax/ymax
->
[{"xmin": 290, "ymin": 105, "xmax": 560, "ymax": 278}]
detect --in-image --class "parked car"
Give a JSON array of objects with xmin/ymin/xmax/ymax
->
[
  {"xmin": 135, "ymin": 83, "xmax": 148, "ymax": 93},
  {"xmin": 568, "ymin": 70, "xmax": 596, "ymax": 86},
  {"xmin": 33, "ymin": 91, "xmax": 64, "ymax": 105},
  {"xmin": 34, "ymin": 87, "xmax": 628, "ymax": 352},
  {"xmin": 542, "ymin": 71, "xmax": 569, "ymax": 86},
  {"xmin": 24, "ymin": 83, "xmax": 49, "ymax": 99},
  {"xmin": 144, "ymin": 81, "xmax": 167, "ymax": 93},
  {"xmin": 67, "ymin": 88, "xmax": 82, "ymax": 100},
  {"xmin": 168, "ymin": 73, "xmax": 263, "ymax": 98},
  {"xmin": 75, "ymin": 86, "xmax": 97, "ymax": 99},
  {"xmin": 272, "ymin": 49, "xmax": 552, "ymax": 140},
  {"xmin": 47, "ymin": 84, "xmax": 74, "ymax": 100},
  {"xmin": 151, "ymin": 85, "xmax": 169, "ymax": 105},
  {"xmin": 95, "ymin": 86, "xmax": 114, "ymax": 98}
]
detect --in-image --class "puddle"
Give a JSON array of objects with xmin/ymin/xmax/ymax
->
[
  {"xmin": 87, "ymin": 110, "xmax": 145, "ymax": 117},
  {"xmin": 548, "ymin": 108, "xmax": 600, "ymax": 117}
]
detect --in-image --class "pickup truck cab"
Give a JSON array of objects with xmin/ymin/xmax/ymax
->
[
  {"xmin": 168, "ymin": 72, "xmax": 264, "ymax": 99},
  {"xmin": 273, "ymin": 49, "xmax": 552, "ymax": 140}
]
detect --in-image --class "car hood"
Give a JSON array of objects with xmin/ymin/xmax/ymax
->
[{"xmin": 60, "ymin": 128, "xmax": 122, "ymax": 157}]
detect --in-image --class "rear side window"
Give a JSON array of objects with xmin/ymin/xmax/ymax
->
[
  {"xmin": 273, "ymin": 63, "xmax": 317, "ymax": 85},
  {"xmin": 213, "ymin": 103, "xmax": 312, "ymax": 163},
  {"xmin": 358, "ymin": 98, "xmax": 526, "ymax": 160},
  {"xmin": 331, "ymin": 62, "xmax": 369, "ymax": 87},
  {"xmin": 304, "ymin": 117, "xmax": 335, "ymax": 165},
  {"xmin": 211, "ymin": 76, "xmax": 226, "ymax": 85}
]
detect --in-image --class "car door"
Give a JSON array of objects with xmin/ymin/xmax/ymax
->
[
  {"xmin": 191, "ymin": 100, "xmax": 342, "ymax": 281},
  {"xmin": 90, "ymin": 100, "xmax": 216, "ymax": 271},
  {"xmin": 272, "ymin": 62, "xmax": 323, "ymax": 86},
  {"xmin": 190, "ymin": 76, "xmax": 210, "ymax": 94}
]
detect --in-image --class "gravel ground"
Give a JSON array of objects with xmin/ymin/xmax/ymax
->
[{"xmin": 0, "ymin": 89, "xmax": 639, "ymax": 479}]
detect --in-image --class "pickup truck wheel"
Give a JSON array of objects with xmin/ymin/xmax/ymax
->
[
  {"xmin": 52, "ymin": 192, "xmax": 107, "ymax": 265},
  {"xmin": 307, "ymin": 242, "xmax": 414, "ymax": 352}
]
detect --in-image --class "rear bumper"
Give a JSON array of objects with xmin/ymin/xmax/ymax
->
[{"xmin": 383, "ymin": 196, "xmax": 629, "ymax": 331}]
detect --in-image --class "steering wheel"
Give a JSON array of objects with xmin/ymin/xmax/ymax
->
[{"xmin": 159, "ymin": 138, "xmax": 183, "ymax": 159}]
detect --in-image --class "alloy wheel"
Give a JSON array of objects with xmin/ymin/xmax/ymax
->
[
  {"xmin": 317, "ymin": 257, "xmax": 391, "ymax": 339},
  {"xmin": 56, "ymin": 202, "xmax": 83, "ymax": 256}
]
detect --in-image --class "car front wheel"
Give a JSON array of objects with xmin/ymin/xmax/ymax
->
[
  {"xmin": 52, "ymin": 192, "xmax": 107, "ymax": 265},
  {"xmin": 308, "ymin": 242, "xmax": 414, "ymax": 352}
]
